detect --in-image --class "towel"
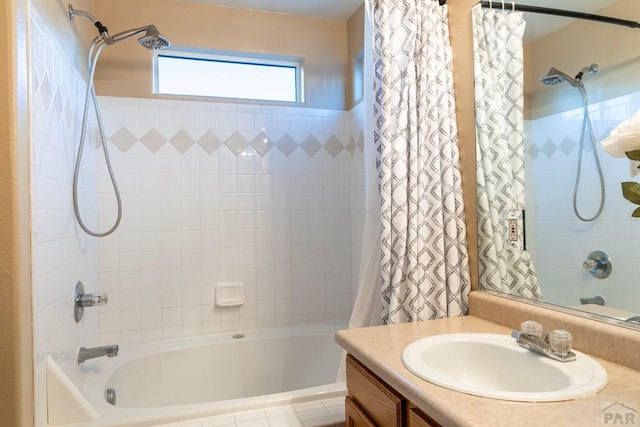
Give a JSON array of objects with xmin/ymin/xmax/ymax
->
[{"xmin": 601, "ymin": 109, "xmax": 640, "ymax": 177}]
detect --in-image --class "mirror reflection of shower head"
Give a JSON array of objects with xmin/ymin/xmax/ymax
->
[
  {"xmin": 540, "ymin": 67, "xmax": 578, "ymax": 87},
  {"xmin": 68, "ymin": 3, "xmax": 170, "ymax": 50},
  {"xmin": 575, "ymin": 63, "xmax": 599, "ymax": 81},
  {"xmin": 540, "ymin": 64, "xmax": 599, "ymax": 88}
]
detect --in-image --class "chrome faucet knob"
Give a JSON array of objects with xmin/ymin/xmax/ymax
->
[
  {"xmin": 548, "ymin": 330, "xmax": 573, "ymax": 356},
  {"xmin": 79, "ymin": 292, "xmax": 108, "ymax": 307},
  {"xmin": 74, "ymin": 281, "xmax": 109, "ymax": 322},
  {"xmin": 582, "ymin": 251, "xmax": 612, "ymax": 279}
]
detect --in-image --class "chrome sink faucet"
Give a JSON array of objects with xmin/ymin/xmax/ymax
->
[
  {"xmin": 512, "ymin": 321, "xmax": 576, "ymax": 362},
  {"xmin": 77, "ymin": 345, "xmax": 119, "ymax": 363},
  {"xmin": 626, "ymin": 316, "xmax": 640, "ymax": 324}
]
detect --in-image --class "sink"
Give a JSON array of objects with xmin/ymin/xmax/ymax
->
[{"xmin": 401, "ymin": 333, "xmax": 607, "ymax": 402}]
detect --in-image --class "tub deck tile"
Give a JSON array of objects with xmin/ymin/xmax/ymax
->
[{"xmin": 153, "ymin": 396, "xmax": 344, "ymax": 427}]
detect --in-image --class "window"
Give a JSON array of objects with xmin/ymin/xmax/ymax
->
[{"xmin": 154, "ymin": 49, "xmax": 303, "ymax": 103}]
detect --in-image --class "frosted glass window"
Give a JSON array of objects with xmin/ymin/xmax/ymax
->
[{"xmin": 155, "ymin": 52, "xmax": 301, "ymax": 103}]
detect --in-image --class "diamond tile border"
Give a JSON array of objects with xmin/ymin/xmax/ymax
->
[
  {"xmin": 109, "ymin": 127, "xmax": 137, "ymax": 152},
  {"xmin": 225, "ymin": 131, "xmax": 249, "ymax": 156},
  {"xmin": 102, "ymin": 98, "xmax": 362, "ymax": 159},
  {"xmin": 276, "ymin": 134, "xmax": 298, "ymax": 157},
  {"xmin": 140, "ymin": 128, "xmax": 166, "ymax": 153},
  {"xmin": 301, "ymin": 136, "xmax": 322, "ymax": 157},
  {"xmin": 170, "ymin": 130, "xmax": 195, "ymax": 154},
  {"xmin": 324, "ymin": 135, "xmax": 344, "ymax": 158},
  {"xmin": 251, "ymin": 131, "xmax": 274, "ymax": 157},
  {"xmin": 108, "ymin": 127, "xmax": 358, "ymax": 159}
]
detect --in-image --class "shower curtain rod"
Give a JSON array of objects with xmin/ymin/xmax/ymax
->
[{"xmin": 478, "ymin": 1, "xmax": 640, "ymax": 29}]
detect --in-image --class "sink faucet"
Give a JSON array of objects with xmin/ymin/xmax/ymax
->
[
  {"xmin": 78, "ymin": 345, "xmax": 119, "ymax": 363},
  {"xmin": 512, "ymin": 322, "xmax": 576, "ymax": 362},
  {"xmin": 626, "ymin": 316, "xmax": 640, "ymax": 324}
]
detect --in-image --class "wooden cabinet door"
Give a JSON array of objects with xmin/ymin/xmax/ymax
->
[
  {"xmin": 407, "ymin": 406, "xmax": 442, "ymax": 427},
  {"xmin": 346, "ymin": 355, "xmax": 404, "ymax": 427},
  {"xmin": 346, "ymin": 396, "xmax": 378, "ymax": 427}
]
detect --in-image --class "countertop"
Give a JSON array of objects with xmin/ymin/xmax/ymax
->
[{"xmin": 335, "ymin": 316, "xmax": 640, "ymax": 427}]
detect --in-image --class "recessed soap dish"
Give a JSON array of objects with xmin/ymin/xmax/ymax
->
[{"xmin": 215, "ymin": 282, "xmax": 245, "ymax": 307}]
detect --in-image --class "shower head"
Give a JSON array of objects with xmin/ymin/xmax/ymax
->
[
  {"xmin": 540, "ymin": 64, "xmax": 599, "ymax": 88},
  {"xmin": 68, "ymin": 3, "xmax": 170, "ymax": 50},
  {"xmin": 540, "ymin": 67, "xmax": 578, "ymax": 87},
  {"xmin": 137, "ymin": 25, "xmax": 171, "ymax": 50},
  {"xmin": 109, "ymin": 25, "xmax": 171, "ymax": 49}
]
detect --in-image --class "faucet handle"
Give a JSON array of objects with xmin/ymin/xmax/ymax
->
[
  {"xmin": 79, "ymin": 292, "xmax": 108, "ymax": 307},
  {"xmin": 520, "ymin": 320, "xmax": 543, "ymax": 337},
  {"xmin": 548, "ymin": 329, "xmax": 573, "ymax": 356},
  {"xmin": 74, "ymin": 281, "xmax": 109, "ymax": 323}
]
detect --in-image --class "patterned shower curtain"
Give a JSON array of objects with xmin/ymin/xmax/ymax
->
[
  {"xmin": 373, "ymin": 0, "xmax": 471, "ymax": 324},
  {"xmin": 472, "ymin": 5, "xmax": 542, "ymax": 299}
]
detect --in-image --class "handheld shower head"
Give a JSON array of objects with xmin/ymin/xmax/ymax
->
[
  {"xmin": 68, "ymin": 3, "xmax": 170, "ymax": 50},
  {"xmin": 541, "ymin": 64, "xmax": 599, "ymax": 87},
  {"xmin": 108, "ymin": 25, "xmax": 170, "ymax": 49},
  {"xmin": 541, "ymin": 67, "xmax": 577, "ymax": 87},
  {"xmin": 137, "ymin": 25, "xmax": 171, "ymax": 50}
]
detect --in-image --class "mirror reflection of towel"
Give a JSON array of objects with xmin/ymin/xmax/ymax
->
[{"xmin": 601, "ymin": 109, "xmax": 640, "ymax": 177}]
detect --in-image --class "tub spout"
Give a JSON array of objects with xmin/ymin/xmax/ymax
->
[{"xmin": 78, "ymin": 345, "xmax": 119, "ymax": 363}]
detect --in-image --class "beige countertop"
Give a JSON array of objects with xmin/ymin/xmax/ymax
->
[{"xmin": 335, "ymin": 316, "xmax": 640, "ymax": 427}]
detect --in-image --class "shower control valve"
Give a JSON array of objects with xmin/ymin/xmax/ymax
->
[
  {"xmin": 582, "ymin": 250, "xmax": 612, "ymax": 279},
  {"xmin": 78, "ymin": 292, "xmax": 108, "ymax": 307},
  {"xmin": 74, "ymin": 281, "xmax": 109, "ymax": 322}
]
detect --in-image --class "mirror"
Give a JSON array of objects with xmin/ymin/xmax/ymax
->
[{"xmin": 473, "ymin": 0, "xmax": 640, "ymax": 324}]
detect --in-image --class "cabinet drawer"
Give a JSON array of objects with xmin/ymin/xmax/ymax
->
[
  {"xmin": 346, "ymin": 354, "xmax": 403, "ymax": 427},
  {"xmin": 408, "ymin": 405, "xmax": 442, "ymax": 427},
  {"xmin": 346, "ymin": 396, "xmax": 377, "ymax": 427}
]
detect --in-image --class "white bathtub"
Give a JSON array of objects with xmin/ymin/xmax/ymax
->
[{"xmin": 77, "ymin": 325, "xmax": 346, "ymax": 426}]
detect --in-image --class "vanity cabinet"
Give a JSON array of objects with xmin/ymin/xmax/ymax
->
[
  {"xmin": 345, "ymin": 396, "xmax": 377, "ymax": 427},
  {"xmin": 407, "ymin": 405, "xmax": 440, "ymax": 427},
  {"xmin": 346, "ymin": 355, "xmax": 442, "ymax": 427}
]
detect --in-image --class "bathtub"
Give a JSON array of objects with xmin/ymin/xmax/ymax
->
[{"xmin": 77, "ymin": 325, "xmax": 346, "ymax": 426}]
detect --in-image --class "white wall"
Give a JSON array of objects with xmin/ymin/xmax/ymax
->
[
  {"xmin": 30, "ymin": 3, "xmax": 99, "ymax": 425},
  {"xmin": 526, "ymin": 89, "xmax": 640, "ymax": 312},
  {"xmin": 96, "ymin": 97, "xmax": 362, "ymax": 342}
]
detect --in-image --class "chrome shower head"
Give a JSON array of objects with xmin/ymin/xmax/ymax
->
[
  {"xmin": 68, "ymin": 3, "xmax": 170, "ymax": 50},
  {"xmin": 137, "ymin": 25, "xmax": 171, "ymax": 50},
  {"xmin": 540, "ymin": 67, "xmax": 577, "ymax": 87},
  {"xmin": 541, "ymin": 64, "xmax": 599, "ymax": 87}
]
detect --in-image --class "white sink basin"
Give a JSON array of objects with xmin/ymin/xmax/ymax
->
[{"xmin": 402, "ymin": 333, "xmax": 607, "ymax": 402}]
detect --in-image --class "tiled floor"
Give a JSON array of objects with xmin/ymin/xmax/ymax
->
[{"xmin": 153, "ymin": 397, "xmax": 345, "ymax": 427}]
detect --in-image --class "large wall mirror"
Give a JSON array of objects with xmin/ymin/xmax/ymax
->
[{"xmin": 473, "ymin": 0, "xmax": 640, "ymax": 325}]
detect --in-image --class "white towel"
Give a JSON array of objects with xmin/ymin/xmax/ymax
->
[{"xmin": 601, "ymin": 109, "xmax": 640, "ymax": 177}]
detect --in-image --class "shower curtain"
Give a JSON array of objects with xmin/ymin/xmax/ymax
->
[
  {"xmin": 472, "ymin": 4, "xmax": 542, "ymax": 299},
  {"xmin": 373, "ymin": 0, "xmax": 470, "ymax": 324},
  {"xmin": 347, "ymin": 0, "xmax": 383, "ymax": 329}
]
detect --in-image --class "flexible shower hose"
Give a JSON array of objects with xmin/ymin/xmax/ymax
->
[
  {"xmin": 572, "ymin": 84, "xmax": 605, "ymax": 222},
  {"xmin": 73, "ymin": 37, "xmax": 123, "ymax": 237}
]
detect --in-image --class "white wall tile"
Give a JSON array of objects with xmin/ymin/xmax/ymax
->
[{"xmin": 95, "ymin": 97, "xmax": 360, "ymax": 341}]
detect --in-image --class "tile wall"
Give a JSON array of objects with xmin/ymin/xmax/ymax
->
[
  {"xmin": 526, "ymin": 90, "xmax": 640, "ymax": 312},
  {"xmin": 30, "ymin": 5, "xmax": 100, "ymax": 426},
  {"xmin": 96, "ymin": 96, "xmax": 364, "ymax": 342}
]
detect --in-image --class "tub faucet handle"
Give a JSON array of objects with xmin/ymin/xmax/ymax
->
[
  {"xmin": 78, "ymin": 292, "xmax": 108, "ymax": 307},
  {"xmin": 74, "ymin": 281, "xmax": 109, "ymax": 322},
  {"xmin": 582, "ymin": 251, "xmax": 612, "ymax": 279}
]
